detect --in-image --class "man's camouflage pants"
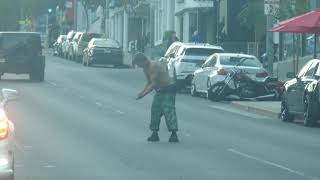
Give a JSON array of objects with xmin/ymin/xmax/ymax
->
[{"xmin": 150, "ymin": 92, "xmax": 178, "ymax": 132}]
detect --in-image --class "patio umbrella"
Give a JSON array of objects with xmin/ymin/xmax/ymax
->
[{"xmin": 269, "ymin": 8, "xmax": 320, "ymax": 58}]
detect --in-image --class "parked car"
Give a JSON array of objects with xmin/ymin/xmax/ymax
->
[
  {"xmin": 68, "ymin": 32, "xmax": 83, "ymax": 60},
  {"xmin": 83, "ymin": 38, "xmax": 123, "ymax": 67},
  {"xmin": 0, "ymin": 88, "xmax": 18, "ymax": 180},
  {"xmin": 53, "ymin": 35, "xmax": 67, "ymax": 57},
  {"xmin": 192, "ymin": 53, "xmax": 269, "ymax": 97},
  {"xmin": 0, "ymin": 32, "xmax": 45, "ymax": 81},
  {"xmin": 71, "ymin": 32, "xmax": 103, "ymax": 62},
  {"xmin": 281, "ymin": 59, "xmax": 320, "ymax": 127},
  {"xmin": 164, "ymin": 42, "xmax": 224, "ymax": 89},
  {"xmin": 64, "ymin": 31, "xmax": 76, "ymax": 59}
]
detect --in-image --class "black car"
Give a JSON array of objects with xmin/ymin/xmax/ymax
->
[
  {"xmin": 281, "ymin": 59, "xmax": 320, "ymax": 126},
  {"xmin": 82, "ymin": 38, "xmax": 123, "ymax": 67},
  {"xmin": 0, "ymin": 32, "xmax": 45, "ymax": 81}
]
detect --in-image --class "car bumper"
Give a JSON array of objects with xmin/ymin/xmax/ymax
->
[
  {"xmin": 89, "ymin": 54, "xmax": 123, "ymax": 65},
  {"xmin": 0, "ymin": 151, "xmax": 14, "ymax": 179}
]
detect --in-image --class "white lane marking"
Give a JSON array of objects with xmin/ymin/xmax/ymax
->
[
  {"xmin": 14, "ymin": 140, "xmax": 25, "ymax": 153},
  {"xmin": 43, "ymin": 164, "xmax": 56, "ymax": 168},
  {"xmin": 208, "ymin": 104, "xmax": 271, "ymax": 119},
  {"xmin": 47, "ymin": 81, "xmax": 58, "ymax": 87},
  {"xmin": 115, "ymin": 110, "xmax": 125, "ymax": 114},
  {"xmin": 95, "ymin": 102, "xmax": 103, "ymax": 107},
  {"xmin": 228, "ymin": 148, "xmax": 315, "ymax": 179}
]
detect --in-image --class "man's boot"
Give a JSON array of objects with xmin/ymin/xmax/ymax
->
[
  {"xmin": 169, "ymin": 131, "xmax": 179, "ymax": 143},
  {"xmin": 147, "ymin": 131, "xmax": 160, "ymax": 142}
]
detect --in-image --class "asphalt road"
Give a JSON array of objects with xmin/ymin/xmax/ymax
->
[{"xmin": 1, "ymin": 51, "xmax": 320, "ymax": 180}]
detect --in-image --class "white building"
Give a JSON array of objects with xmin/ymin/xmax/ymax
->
[
  {"xmin": 75, "ymin": 1, "xmax": 105, "ymax": 33},
  {"xmin": 175, "ymin": 0, "xmax": 214, "ymax": 43}
]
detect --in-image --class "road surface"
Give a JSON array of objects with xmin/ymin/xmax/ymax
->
[{"xmin": 1, "ymin": 52, "xmax": 320, "ymax": 180}]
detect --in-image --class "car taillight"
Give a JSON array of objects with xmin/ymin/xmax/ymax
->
[
  {"xmin": 256, "ymin": 71, "xmax": 268, "ymax": 78},
  {"xmin": 217, "ymin": 68, "xmax": 227, "ymax": 75},
  {"xmin": 0, "ymin": 110, "xmax": 8, "ymax": 140}
]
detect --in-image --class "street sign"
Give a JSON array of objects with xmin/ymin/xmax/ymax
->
[{"xmin": 264, "ymin": 0, "xmax": 280, "ymax": 16}]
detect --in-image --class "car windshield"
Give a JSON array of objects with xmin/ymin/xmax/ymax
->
[
  {"xmin": 93, "ymin": 39, "xmax": 120, "ymax": 48},
  {"xmin": 220, "ymin": 56, "xmax": 262, "ymax": 67},
  {"xmin": 82, "ymin": 33, "xmax": 102, "ymax": 42},
  {"xmin": 184, "ymin": 48, "xmax": 223, "ymax": 56},
  {"xmin": 0, "ymin": 33, "xmax": 41, "ymax": 50}
]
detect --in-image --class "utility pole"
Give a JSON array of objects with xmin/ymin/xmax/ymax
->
[
  {"xmin": 266, "ymin": 15, "xmax": 275, "ymax": 76},
  {"xmin": 212, "ymin": 0, "xmax": 218, "ymax": 44}
]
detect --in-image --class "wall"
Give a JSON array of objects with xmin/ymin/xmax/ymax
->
[{"xmin": 175, "ymin": 0, "xmax": 213, "ymax": 14}]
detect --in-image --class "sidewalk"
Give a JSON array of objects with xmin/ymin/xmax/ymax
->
[{"xmin": 231, "ymin": 101, "xmax": 281, "ymax": 119}]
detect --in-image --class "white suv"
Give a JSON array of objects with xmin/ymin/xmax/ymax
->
[{"xmin": 164, "ymin": 42, "xmax": 224, "ymax": 89}]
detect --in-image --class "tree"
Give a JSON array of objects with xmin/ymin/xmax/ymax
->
[
  {"xmin": 0, "ymin": 0, "xmax": 20, "ymax": 30},
  {"xmin": 79, "ymin": 0, "xmax": 102, "ymax": 31}
]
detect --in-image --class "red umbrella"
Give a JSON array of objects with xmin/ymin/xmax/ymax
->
[{"xmin": 269, "ymin": 8, "xmax": 320, "ymax": 58}]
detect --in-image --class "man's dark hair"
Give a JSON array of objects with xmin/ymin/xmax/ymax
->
[{"xmin": 133, "ymin": 52, "xmax": 149, "ymax": 65}]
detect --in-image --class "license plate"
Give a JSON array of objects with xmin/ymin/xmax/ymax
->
[
  {"xmin": 0, "ymin": 58, "xmax": 5, "ymax": 63},
  {"xmin": 104, "ymin": 49, "xmax": 111, "ymax": 53}
]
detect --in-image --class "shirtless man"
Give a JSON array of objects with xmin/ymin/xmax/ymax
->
[{"xmin": 133, "ymin": 52, "xmax": 179, "ymax": 143}]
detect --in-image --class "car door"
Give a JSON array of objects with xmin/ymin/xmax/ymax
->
[
  {"xmin": 199, "ymin": 56, "xmax": 217, "ymax": 91},
  {"xmin": 194, "ymin": 58, "xmax": 211, "ymax": 91},
  {"xmin": 288, "ymin": 61, "xmax": 317, "ymax": 112},
  {"xmin": 295, "ymin": 62, "xmax": 319, "ymax": 112}
]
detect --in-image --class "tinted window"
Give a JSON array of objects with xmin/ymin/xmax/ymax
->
[
  {"xmin": 185, "ymin": 48, "xmax": 223, "ymax": 56},
  {"xmin": 305, "ymin": 62, "xmax": 319, "ymax": 77},
  {"xmin": 81, "ymin": 33, "xmax": 103, "ymax": 42},
  {"xmin": 94, "ymin": 39, "xmax": 120, "ymax": 48},
  {"xmin": 219, "ymin": 56, "xmax": 261, "ymax": 67},
  {"xmin": 0, "ymin": 33, "xmax": 41, "ymax": 51},
  {"xmin": 298, "ymin": 61, "xmax": 313, "ymax": 78}
]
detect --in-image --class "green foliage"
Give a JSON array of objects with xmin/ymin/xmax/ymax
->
[{"xmin": 0, "ymin": 0, "xmax": 20, "ymax": 30}]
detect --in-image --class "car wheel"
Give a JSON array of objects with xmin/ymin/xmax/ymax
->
[
  {"xmin": 207, "ymin": 82, "xmax": 225, "ymax": 101},
  {"xmin": 304, "ymin": 94, "xmax": 317, "ymax": 127},
  {"xmin": 30, "ymin": 58, "xmax": 45, "ymax": 82},
  {"xmin": 191, "ymin": 78, "xmax": 199, "ymax": 97},
  {"xmin": 280, "ymin": 97, "xmax": 294, "ymax": 122}
]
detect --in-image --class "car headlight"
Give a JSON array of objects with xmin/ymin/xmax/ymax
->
[
  {"xmin": 0, "ymin": 158, "xmax": 9, "ymax": 168},
  {"xmin": 0, "ymin": 110, "xmax": 9, "ymax": 140}
]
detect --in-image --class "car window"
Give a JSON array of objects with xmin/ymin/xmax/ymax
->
[
  {"xmin": 81, "ymin": 33, "xmax": 103, "ymax": 42},
  {"xmin": 184, "ymin": 48, "xmax": 223, "ymax": 56},
  {"xmin": 298, "ymin": 61, "xmax": 314, "ymax": 78},
  {"xmin": 0, "ymin": 33, "xmax": 41, "ymax": 51},
  {"xmin": 219, "ymin": 56, "xmax": 261, "ymax": 67},
  {"xmin": 202, "ymin": 55, "xmax": 216, "ymax": 68},
  {"xmin": 304, "ymin": 62, "xmax": 319, "ymax": 77},
  {"xmin": 93, "ymin": 39, "xmax": 120, "ymax": 48}
]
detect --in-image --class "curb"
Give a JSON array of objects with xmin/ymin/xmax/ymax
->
[{"xmin": 231, "ymin": 101, "xmax": 280, "ymax": 119}]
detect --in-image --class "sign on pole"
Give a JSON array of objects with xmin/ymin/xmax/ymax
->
[{"xmin": 264, "ymin": 0, "xmax": 280, "ymax": 16}]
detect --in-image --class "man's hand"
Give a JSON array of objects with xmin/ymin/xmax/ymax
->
[{"xmin": 136, "ymin": 92, "xmax": 145, "ymax": 100}]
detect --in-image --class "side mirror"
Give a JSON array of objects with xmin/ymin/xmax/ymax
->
[
  {"xmin": 2, "ymin": 89, "xmax": 18, "ymax": 102},
  {"xmin": 286, "ymin": 72, "xmax": 296, "ymax": 79}
]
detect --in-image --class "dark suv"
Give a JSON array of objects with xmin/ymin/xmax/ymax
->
[
  {"xmin": 281, "ymin": 59, "xmax": 320, "ymax": 126},
  {"xmin": 0, "ymin": 32, "xmax": 45, "ymax": 81}
]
